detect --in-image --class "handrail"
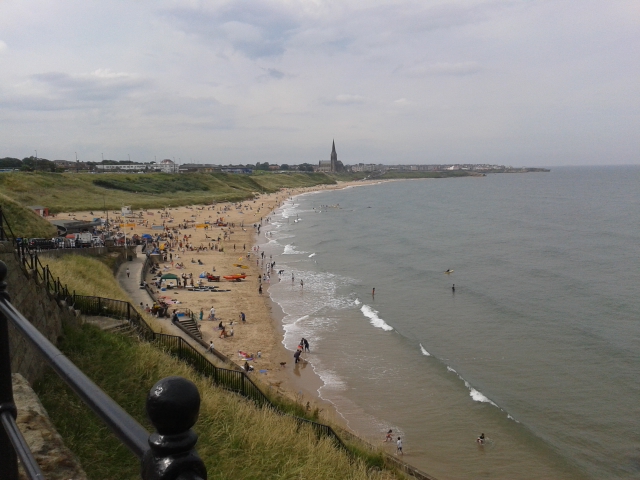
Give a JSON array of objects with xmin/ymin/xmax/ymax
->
[
  {"xmin": 0, "ymin": 299, "xmax": 149, "ymax": 457},
  {"xmin": 15, "ymin": 248, "xmax": 349, "ymax": 450},
  {"xmin": 0, "ymin": 261, "xmax": 207, "ymax": 480}
]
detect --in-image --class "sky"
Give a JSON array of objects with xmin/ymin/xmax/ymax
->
[{"xmin": 0, "ymin": 0, "xmax": 638, "ymax": 167}]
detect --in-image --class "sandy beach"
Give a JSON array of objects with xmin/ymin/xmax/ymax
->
[{"xmin": 55, "ymin": 180, "xmax": 384, "ymax": 427}]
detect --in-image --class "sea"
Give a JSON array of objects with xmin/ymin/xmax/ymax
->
[{"xmin": 259, "ymin": 166, "xmax": 640, "ymax": 480}]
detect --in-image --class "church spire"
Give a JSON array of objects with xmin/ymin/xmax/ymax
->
[{"xmin": 330, "ymin": 139, "xmax": 337, "ymax": 172}]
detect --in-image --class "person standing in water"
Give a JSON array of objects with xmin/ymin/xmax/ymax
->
[
  {"xmin": 396, "ymin": 437, "xmax": 403, "ymax": 455},
  {"xmin": 452, "ymin": 284, "xmax": 455, "ymax": 293},
  {"xmin": 372, "ymin": 287, "xmax": 375, "ymax": 297}
]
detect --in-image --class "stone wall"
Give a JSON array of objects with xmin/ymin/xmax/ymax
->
[
  {"xmin": 13, "ymin": 373, "xmax": 88, "ymax": 480},
  {"xmin": 0, "ymin": 244, "xmax": 78, "ymax": 384}
]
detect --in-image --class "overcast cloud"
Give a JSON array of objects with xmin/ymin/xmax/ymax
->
[{"xmin": 0, "ymin": 0, "xmax": 638, "ymax": 166}]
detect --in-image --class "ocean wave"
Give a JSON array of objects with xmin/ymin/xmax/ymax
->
[
  {"xmin": 308, "ymin": 253, "xmax": 316, "ymax": 257},
  {"xmin": 446, "ymin": 366, "xmax": 498, "ymax": 407},
  {"xmin": 283, "ymin": 244, "xmax": 306, "ymax": 255},
  {"xmin": 360, "ymin": 305, "xmax": 393, "ymax": 331},
  {"xmin": 419, "ymin": 343, "xmax": 431, "ymax": 356}
]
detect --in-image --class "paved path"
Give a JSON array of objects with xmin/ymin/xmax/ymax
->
[{"xmin": 115, "ymin": 246, "xmax": 227, "ymax": 366}]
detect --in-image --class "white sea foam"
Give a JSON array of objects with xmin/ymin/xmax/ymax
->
[
  {"xmin": 308, "ymin": 253, "xmax": 316, "ymax": 257},
  {"xmin": 361, "ymin": 305, "xmax": 393, "ymax": 331},
  {"xmin": 354, "ymin": 298, "xmax": 361, "ymax": 305},
  {"xmin": 465, "ymin": 382, "xmax": 497, "ymax": 406},
  {"xmin": 419, "ymin": 343, "xmax": 431, "ymax": 356},
  {"xmin": 283, "ymin": 244, "xmax": 306, "ymax": 255},
  {"xmin": 446, "ymin": 366, "xmax": 499, "ymax": 407}
]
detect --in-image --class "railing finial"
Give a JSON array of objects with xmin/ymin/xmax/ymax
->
[{"xmin": 142, "ymin": 376, "xmax": 207, "ymax": 480}]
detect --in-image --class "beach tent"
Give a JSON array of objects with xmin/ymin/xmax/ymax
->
[{"xmin": 161, "ymin": 273, "xmax": 179, "ymax": 280}]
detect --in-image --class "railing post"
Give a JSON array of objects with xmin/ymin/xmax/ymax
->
[
  {"xmin": 127, "ymin": 302, "xmax": 131, "ymax": 321},
  {"xmin": 98, "ymin": 297, "xmax": 102, "ymax": 315},
  {"xmin": 0, "ymin": 206, "xmax": 4, "ymax": 241},
  {"xmin": 142, "ymin": 376, "xmax": 207, "ymax": 480},
  {"xmin": 0, "ymin": 262, "xmax": 19, "ymax": 480}
]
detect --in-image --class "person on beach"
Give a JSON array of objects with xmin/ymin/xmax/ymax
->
[
  {"xmin": 372, "ymin": 287, "xmax": 375, "ymax": 297},
  {"xmin": 294, "ymin": 350, "xmax": 301, "ymax": 364},
  {"xmin": 209, "ymin": 306, "xmax": 216, "ymax": 321},
  {"xmin": 477, "ymin": 433, "xmax": 485, "ymax": 444},
  {"xmin": 452, "ymin": 284, "xmax": 455, "ymax": 293},
  {"xmin": 206, "ymin": 340, "xmax": 214, "ymax": 352},
  {"xmin": 302, "ymin": 338, "xmax": 310, "ymax": 352},
  {"xmin": 396, "ymin": 437, "xmax": 403, "ymax": 455},
  {"xmin": 385, "ymin": 430, "xmax": 393, "ymax": 442},
  {"xmin": 259, "ymin": 284, "xmax": 263, "ymax": 294},
  {"xmin": 126, "ymin": 267, "xmax": 130, "ymax": 278},
  {"xmin": 199, "ymin": 308, "xmax": 203, "ymax": 321},
  {"xmin": 240, "ymin": 312, "xmax": 246, "ymax": 323},
  {"xmin": 300, "ymin": 279, "xmax": 304, "ymax": 289}
]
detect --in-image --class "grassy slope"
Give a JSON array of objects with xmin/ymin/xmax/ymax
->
[
  {"xmin": 42, "ymin": 255, "xmax": 131, "ymax": 301},
  {"xmin": 35, "ymin": 324, "xmax": 392, "ymax": 480},
  {"xmin": 0, "ymin": 193, "xmax": 58, "ymax": 238},
  {"xmin": 0, "ymin": 172, "xmax": 336, "ymax": 213}
]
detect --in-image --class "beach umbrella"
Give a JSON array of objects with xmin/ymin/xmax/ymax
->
[
  {"xmin": 142, "ymin": 233, "xmax": 152, "ymax": 239},
  {"xmin": 161, "ymin": 273, "xmax": 179, "ymax": 280}
]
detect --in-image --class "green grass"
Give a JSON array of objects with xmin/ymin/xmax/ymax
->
[
  {"xmin": 0, "ymin": 192, "xmax": 58, "ymax": 238},
  {"xmin": 42, "ymin": 255, "xmax": 131, "ymax": 301},
  {"xmin": 35, "ymin": 323, "xmax": 396, "ymax": 480},
  {"xmin": 0, "ymin": 172, "xmax": 337, "ymax": 213}
]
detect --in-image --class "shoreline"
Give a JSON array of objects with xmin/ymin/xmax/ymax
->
[{"xmin": 52, "ymin": 179, "xmax": 389, "ymax": 432}]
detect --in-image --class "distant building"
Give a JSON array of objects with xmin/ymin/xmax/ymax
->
[
  {"xmin": 318, "ymin": 140, "xmax": 338, "ymax": 173},
  {"xmin": 180, "ymin": 164, "xmax": 221, "ymax": 173},
  {"xmin": 28, "ymin": 206, "xmax": 49, "ymax": 217},
  {"xmin": 220, "ymin": 167, "xmax": 253, "ymax": 174},
  {"xmin": 158, "ymin": 159, "xmax": 176, "ymax": 173}
]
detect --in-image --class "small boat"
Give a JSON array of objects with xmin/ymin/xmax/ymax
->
[
  {"xmin": 444, "ymin": 269, "xmax": 454, "ymax": 274},
  {"xmin": 223, "ymin": 274, "xmax": 246, "ymax": 281}
]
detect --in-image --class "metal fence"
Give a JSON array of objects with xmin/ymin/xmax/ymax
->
[
  {"xmin": 0, "ymin": 260, "xmax": 206, "ymax": 480},
  {"xmin": 1, "ymin": 210, "xmax": 348, "ymax": 454}
]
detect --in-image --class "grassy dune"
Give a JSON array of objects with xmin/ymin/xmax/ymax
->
[
  {"xmin": 35, "ymin": 324, "xmax": 394, "ymax": 480},
  {"xmin": 0, "ymin": 172, "xmax": 336, "ymax": 214},
  {"xmin": 42, "ymin": 255, "xmax": 131, "ymax": 301},
  {"xmin": 0, "ymin": 193, "xmax": 58, "ymax": 238}
]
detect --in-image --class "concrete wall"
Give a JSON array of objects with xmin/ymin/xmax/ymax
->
[{"xmin": 0, "ymin": 243, "xmax": 78, "ymax": 384}]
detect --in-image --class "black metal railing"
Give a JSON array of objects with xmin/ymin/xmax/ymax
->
[
  {"xmin": 0, "ymin": 261, "xmax": 207, "ymax": 480},
  {"xmin": 9, "ymin": 247, "xmax": 347, "ymax": 450},
  {"xmin": 0, "ymin": 206, "xmax": 16, "ymax": 242},
  {"xmin": 72, "ymin": 295, "xmax": 155, "ymax": 341}
]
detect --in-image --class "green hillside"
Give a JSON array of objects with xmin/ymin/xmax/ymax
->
[
  {"xmin": 0, "ymin": 172, "xmax": 337, "ymax": 213},
  {"xmin": 35, "ymin": 323, "xmax": 394, "ymax": 480},
  {"xmin": 0, "ymin": 193, "xmax": 58, "ymax": 238}
]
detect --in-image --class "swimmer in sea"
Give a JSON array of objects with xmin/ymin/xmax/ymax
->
[{"xmin": 477, "ymin": 433, "xmax": 485, "ymax": 444}]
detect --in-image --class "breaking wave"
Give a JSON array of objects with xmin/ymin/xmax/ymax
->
[{"xmin": 360, "ymin": 305, "xmax": 393, "ymax": 331}]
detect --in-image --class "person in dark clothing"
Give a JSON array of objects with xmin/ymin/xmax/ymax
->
[{"xmin": 294, "ymin": 350, "xmax": 301, "ymax": 364}]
